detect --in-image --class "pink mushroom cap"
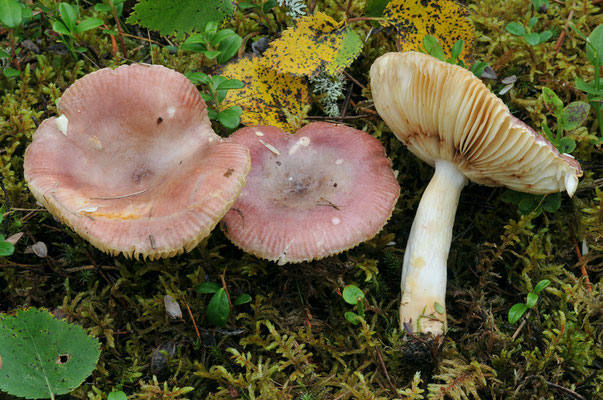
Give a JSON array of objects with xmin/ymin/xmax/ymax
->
[
  {"xmin": 24, "ymin": 64, "xmax": 251, "ymax": 260},
  {"xmin": 221, "ymin": 122, "xmax": 400, "ymax": 264}
]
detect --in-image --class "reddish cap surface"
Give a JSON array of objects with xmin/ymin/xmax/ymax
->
[
  {"xmin": 24, "ymin": 64, "xmax": 251, "ymax": 259},
  {"xmin": 221, "ymin": 122, "xmax": 400, "ymax": 264}
]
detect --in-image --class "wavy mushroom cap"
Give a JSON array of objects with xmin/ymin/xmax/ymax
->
[
  {"xmin": 370, "ymin": 51, "xmax": 582, "ymax": 195},
  {"xmin": 221, "ymin": 122, "xmax": 400, "ymax": 264},
  {"xmin": 24, "ymin": 64, "xmax": 251, "ymax": 260}
]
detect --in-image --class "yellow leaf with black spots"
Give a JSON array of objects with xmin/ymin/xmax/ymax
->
[
  {"xmin": 382, "ymin": 0, "xmax": 474, "ymax": 63},
  {"xmin": 261, "ymin": 12, "xmax": 362, "ymax": 77},
  {"xmin": 221, "ymin": 55, "xmax": 310, "ymax": 131}
]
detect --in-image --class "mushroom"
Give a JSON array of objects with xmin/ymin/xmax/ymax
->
[
  {"xmin": 221, "ymin": 122, "xmax": 400, "ymax": 264},
  {"xmin": 24, "ymin": 64, "xmax": 251, "ymax": 260},
  {"xmin": 370, "ymin": 52, "xmax": 582, "ymax": 335}
]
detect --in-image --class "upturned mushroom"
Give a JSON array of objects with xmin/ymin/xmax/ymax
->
[
  {"xmin": 24, "ymin": 64, "xmax": 251, "ymax": 260},
  {"xmin": 370, "ymin": 52, "xmax": 582, "ymax": 335},
  {"xmin": 221, "ymin": 122, "xmax": 400, "ymax": 264}
]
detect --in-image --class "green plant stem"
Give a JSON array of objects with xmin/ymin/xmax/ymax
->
[
  {"xmin": 593, "ymin": 60, "xmax": 602, "ymax": 136},
  {"xmin": 8, "ymin": 29, "xmax": 20, "ymax": 70}
]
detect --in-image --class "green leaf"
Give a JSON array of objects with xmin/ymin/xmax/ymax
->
[
  {"xmin": 59, "ymin": 2, "xmax": 77, "ymax": 33},
  {"xmin": 526, "ymin": 292, "xmax": 539, "ymax": 308},
  {"xmin": 344, "ymin": 311, "xmax": 360, "ymax": 325},
  {"xmin": 533, "ymin": 279, "xmax": 551, "ymax": 294},
  {"xmin": 518, "ymin": 195, "xmax": 540, "ymax": 215},
  {"xmin": 0, "ymin": 0, "xmax": 22, "ymax": 28},
  {"xmin": 325, "ymin": 27, "xmax": 363, "ymax": 75},
  {"xmin": 364, "ymin": 0, "xmax": 390, "ymax": 17},
  {"xmin": 575, "ymin": 77, "xmax": 603, "ymax": 95},
  {"xmin": 233, "ymin": 293, "xmax": 252, "ymax": 305},
  {"xmin": 217, "ymin": 106, "xmax": 242, "ymax": 129},
  {"xmin": 238, "ymin": 2, "xmax": 260, "ymax": 10},
  {"xmin": 216, "ymin": 78, "xmax": 244, "ymax": 90},
  {"xmin": 429, "ymin": 44, "xmax": 446, "ymax": 61},
  {"xmin": 0, "ymin": 308, "xmax": 100, "ymax": 398},
  {"xmin": 450, "ymin": 39, "xmax": 464, "ymax": 60},
  {"xmin": 500, "ymin": 190, "xmax": 523, "ymax": 205},
  {"xmin": 0, "ymin": 49, "xmax": 9, "ymax": 58},
  {"xmin": 74, "ymin": 18, "xmax": 104, "ymax": 34},
  {"xmin": 95, "ymin": 3, "xmax": 112, "ymax": 12},
  {"xmin": 528, "ymin": 16, "xmax": 538, "ymax": 28},
  {"xmin": 128, "ymin": 0, "xmax": 236, "ymax": 37},
  {"xmin": 195, "ymin": 282, "xmax": 221, "ymax": 293},
  {"xmin": 525, "ymin": 32, "xmax": 540, "ymax": 46},
  {"xmin": 505, "ymin": 22, "xmax": 526, "ymax": 36},
  {"xmin": 542, "ymin": 193, "xmax": 562, "ymax": 212},
  {"xmin": 586, "ymin": 24, "xmax": 603, "ymax": 66},
  {"xmin": 204, "ymin": 20, "xmax": 218, "ymax": 34},
  {"xmin": 434, "ymin": 302, "xmax": 445, "ymax": 314},
  {"xmin": 470, "ymin": 61, "xmax": 489, "ymax": 77},
  {"xmin": 508, "ymin": 303, "xmax": 528, "ymax": 324},
  {"xmin": 0, "ymin": 240, "xmax": 14, "ymax": 256},
  {"xmin": 2, "ymin": 67, "xmax": 20, "ymax": 78},
  {"xmin": 202, "ymin": 50, "xmax": 222, "ymax": 59},
  {"xmin": 108, "ymin": 391, "xmax": 128, "ymax": 400},
  {"xmin": 186, "ymin": 71, "xmax": 211, "ymax": 85},
  {"xmin": 52, "ymin": 20, "xmax": 73, "ymax": 36},
  {"xmin": 542, "ymin": 87, "xmax": 563, "ymax": 117},
  {"xmin": 207, "ymin": 288, "xmax": 230, "ymax": 327},
  {"xmin": 211, "ymin": 29, "xmax": 237, "ymax": 46},
  {"xmin": 557, "ymin": 137, "xmax": 576, "ymax": 153},
  {"xmin": 541, "ymin": 122, "xmax": 556, "ymax": 143},
  {"xmin": 217, "ymin": 34, "xmax": 242, "ymax": 64},
  {"xmin": 539, "ymin": 30, "xmax": 552, "ymax": 43},
  {"xmin": 560, "ymin": 101, "xmax": 590, "ymax": 131},
  {"xmin": 200, "ymin": 93, "xmax": 213, "ymax": 102},
  {"xmin": 342, "ymin": 285, "xmax": 365, "ymax": 305},
  {"xmin": 422, "ymin": 35, "xmax": 439, "ymax": 53},
  {"xmin": 263, "ymin": 0, "xmax": 277, "ymax": 13}
]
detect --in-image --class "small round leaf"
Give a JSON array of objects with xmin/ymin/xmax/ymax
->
[
  {"xmin": 207, "ymin": 288, "xmax": 230, "ymax": 327},
  {"xmin": 342, "ymin": 285, "xmax": 365, "ymax": 305},
  {"xmin": 508, "ymin": 303, "xmax": 528, "ymax": 324}
]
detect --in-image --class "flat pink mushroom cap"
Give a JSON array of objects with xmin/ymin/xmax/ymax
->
[
  {"xmin": 24, "ymin": 64, "xmax": 251, "ymax": 260},
  {"xmin": 221, "ymin": 122, "xmax": 400, "ymax": 264}
]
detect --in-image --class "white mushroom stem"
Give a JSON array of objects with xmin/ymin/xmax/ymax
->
[{"xmin": 401, "ymin": 159, "xmax": 467, "ymax": 335}]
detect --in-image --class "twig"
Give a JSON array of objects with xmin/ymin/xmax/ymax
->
[
  {"xmin": 306, "ymin": 114, "xmax": 375, "ymax": 120},
  {"xmin": 63, "ymin": 265, "xmax": 118, "ymax": 273},
  {"xmin": 220, "ymin": 272, "xmax": 233, "ymax": 317},
  {"xmin": 342, "ymin": 70, "xmax": 366, "ymax": 90},
  {"xmin": 524, "ymin": 376, "xmax": 586, "ymax": 400},
  {"xmin": 511, "ymin": 309, "xmax": 531, "ymax": 341},
  {"xmin": 554, "ymin": 1, "xmax": 575, "ymax": 53},
  {"xmin": 572, "ymin": 234, "xmax": 592, "ymax": 293},
  {"xmin": 375, "ymin": 347, "xmax": 397, "ymax": 393},
  {"xmin": 183, "ymin": 298, "xmax": 201, "ymax": 341},
  {"xmin": 341, "ymin": 83, "xmax": 354, "ymax": 117}
]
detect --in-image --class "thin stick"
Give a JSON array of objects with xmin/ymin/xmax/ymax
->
[
  {"xmin": 64, "ymin": 265, "xmax": 118, "ymax": 273},
  {"xmin": 183, "ymin": 299, "xmax": 201, "ymax": 341},
  {"xmin": 375, "ymin": 347, "xmax": 397, "ymax": 392},
  {"xmin": 511, "ymin": 309, "xmax": 531, "ymax": 341},
  {"xmin": 554, "ymin": 2, "xmax": 575, "ymax": 53},
  {"xmin": 306, "ymin": 114, "xmax": 375, "ymax": 120},
  {"xmin": 342, "ymin": 70, "xmax": 366, "ymax": 90},
  {"xmin": 91, "ymin": 188, "xmax": 149, "ymax": 200}
]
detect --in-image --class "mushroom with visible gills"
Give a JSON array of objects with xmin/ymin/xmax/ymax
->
[{"xmin": 370, "ymin": 51, "xmax": 582, "ymax": 335}]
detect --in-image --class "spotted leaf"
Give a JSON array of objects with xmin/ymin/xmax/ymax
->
[
  {"xmin": 128, "ymin": 0, "xmax": 235, "ymax": 36},
  {"xmin": 382, "ymin": 0, "xmax": 474, "ymax": 63},
  {"xmin": 221, "ymin": 54, "xmax": 310, "ymax": 131},
  {"xmin": 261, "ymin": 12, "xmax": 363, "ymax": 77}
]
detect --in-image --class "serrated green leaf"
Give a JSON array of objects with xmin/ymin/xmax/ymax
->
[
  {"xmin": 233, "ymin": 293, "xmax": 252, "ymax": 305},
  {"xmin": 508, "ymin": 303, "xmax": 528, "ymax": 324},
  {"xmin": 586, "ymin": 24, "xmax": 603, "ymax": 66},
  {"xmin": 207, "ymin": 288, "xmax": 230, "ymax": 327},
  {"xmin": 0, "ymin": 0, "xmax": 22, "ymax": 29},
  {"xmin": 195, "ymin": 282, "xmax": 221, "ymax": 293},
  {"xmin": 324, "ymin": 27, "xmax": 363, "ymax": 75},
  {"xmin": 526, "ymin": 292, "xmax": 538, "ymax": 308},
  {"xmin": 533, "ymin": 279, "xmax": 551, "ymax": 294},
  {"xmin": 128, "ymin": 0, "xmax": 236, "ymax": 37},
  {"xmin": 505, "ymin": 22, "xmax": 526, "ymax": 36},
  {"xmin": 217, "ymin": 106, "xmax": 242, "ymax": 129},
  {"xmin": 342, "ymin": 285, "xmax": 365, "ymax": 305},
  {"xmin": 74, "ymin": 18, "xmax": 104, "ymax": 34},
  {"xmin": 560, "ymin": 101, "xmax": 590, "ymax": 131},
  {"xmin": 0, "ymin": 308, "xmax": 100, "ymax": 398}
]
